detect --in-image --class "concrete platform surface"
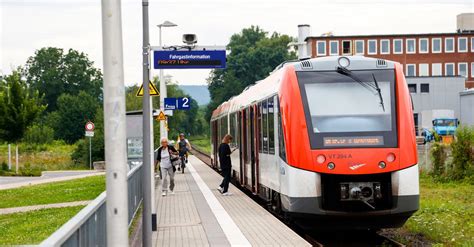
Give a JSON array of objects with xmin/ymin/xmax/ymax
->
[{"xmin": 153, "ymin": 155, "xmax": 310, "ymax": 247}]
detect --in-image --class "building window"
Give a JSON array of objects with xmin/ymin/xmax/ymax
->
[
  {"xmin": 445, "ymin": 38, "xmax": 454, "ymax": 53},
  {"xmin": 355, "ymin": 40, "xmax": 364, "ymax": 55},
  {"xmin": 342, "ymin": 40, "xmax": 352, "ymax": 54},
  {"xmin": 445, "ymin": 63, "xmax": 455, "ymax": 76},
  {"xmin": 419, "ymin": 63, "xmax": 429, "ymax": 76},
  {"xmin": 432, "ymin": 63, "xmax": 442, "ymax": 76},
  {"xmin": 408, "ymin": 84, "xmax": 417, "ymax": 93},
  {"xmin": 393, "ymin": 39, "xmax": 403, "ymax": 54},
  {"xmin": 432, "ymin": 38, "xmax": 442, "ymax": 53},
  {"xmin": 316, "ymin": 41, "xmax": 326, "ymax": 56},
  {"xmin": 458, "ymin": 37, "xmax": 467, "ymax": 52},
  {"xmin": 419, "ymin": 38, "xmax": 429, "ymax": 53},
  {"xmin": 472, "ymin": 62, "xmax": 474, "ymax": 77},
  {"xmin": 458, "ymin": 63, "xmax": 468, "ymax": 78},
  {"xmin": 406, "ymin": 39, "xmax": 416, "ymax": 54},
  {"xmin": 420, "ymin": 83, "xmax": 430, "ymax": 93},
  {"xmin": 406, "ymin": 64, "xmax": 416, "ymax": 76},
  {"xmin": 368, "ymin": 40, "xmax": 377, "ymax": 54},
  {"xmin": 329, "ymin": 40, "xmax": 338, "ymax": 56},
  {"xmin": 380, "ymin": 39, "xmax": 390, "ymax": 54},
  {"xmin": 471, "ymin": 37, "xmax": 474, "ymax": 52}
]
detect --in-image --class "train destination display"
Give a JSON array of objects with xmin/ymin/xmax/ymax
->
[{"xmin": 323, "ymin": 136, "xmax": 384, "ymax": 147}]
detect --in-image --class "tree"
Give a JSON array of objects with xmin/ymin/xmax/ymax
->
[
  {"xmin": 24, "ymin": 47, "xmax": 103, "ymax": 112},
  {"xmin": 53, "ymin": 91, "xmax": 100, "ymax": 143},
  {"xmin": 0, "ymin": 70, "xmax": 46, "ymax": 142},
  {"xmin": 206, "ymin": 26, "xmax": 296, "ymax": 120}
]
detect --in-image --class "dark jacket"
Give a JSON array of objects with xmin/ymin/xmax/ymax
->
[
  {"xmin": 218, "ymin": 143, "xmax": 232, "ymax": 169},
  {"xmin": 156, "ymin": 145, "xmax": 178, "ymax": 162}
]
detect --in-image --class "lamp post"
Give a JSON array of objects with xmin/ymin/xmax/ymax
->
[{"xmin": 157, "ymin": 21, "xmax": 177, "ymax": 140}]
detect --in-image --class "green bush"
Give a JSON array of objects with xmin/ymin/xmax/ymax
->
[
  {"xmin": 450, "ymin": 126, "xmax": 474, "ymax": 180},
  {"xmin": 1, "ymin": 161, "xmax": 9, "ymax": 171},
  {"xmin": 430, "ymin": 142, "xmax": 447, "ymax": 178},
  {"xmin": 23, "ymin": 124, "xmax": 54, "ymax": 145},
  {"xmin": 18, "ymin": 163, "xmax": 43, "ymax": 176}
]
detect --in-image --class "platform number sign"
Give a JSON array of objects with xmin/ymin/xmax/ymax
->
[
  {"xmin": 165, "ymin": 97, "xmax": 191, "ymax": 110},
  {"xmin": 177, "ymin": 97, "xmax": 190, "ymax": 110}
]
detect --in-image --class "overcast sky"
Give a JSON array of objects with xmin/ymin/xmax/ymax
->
[{"xmin": 0, "ymin": 0, "xmax": 472, "ymax": 86}]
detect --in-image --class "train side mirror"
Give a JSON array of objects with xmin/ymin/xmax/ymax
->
[
  {"xmin": 432, "ymin": 120, "xmax": 435, "ymax": 125},
  {"xmin": 458, "ymin": 120, "xmax": 460, "ymax": 125}
]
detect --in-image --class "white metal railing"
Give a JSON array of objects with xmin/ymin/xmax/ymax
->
[{"xmin": 40, "ymin": 162, "xmax": 143, "ymax": 247}]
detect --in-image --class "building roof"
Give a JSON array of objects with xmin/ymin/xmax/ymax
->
[{"xmin": 305, "ymin": 32, "xmax": 473, "ymax": 41}]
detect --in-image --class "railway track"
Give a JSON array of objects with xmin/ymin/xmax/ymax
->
[{"xmin": 190, "ymin": 145, "xmax": 404, "ymax": 247}]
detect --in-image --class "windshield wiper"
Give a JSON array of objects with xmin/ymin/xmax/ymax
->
[
  {"xmin": 336, "ymin": 66, "xmax": 385, "ymax": 112},
  {"xmin": 372, "ymin": 73, "xmax": 385, "ymax": 112}
]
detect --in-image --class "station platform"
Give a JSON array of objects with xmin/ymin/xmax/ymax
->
[{"xmin": 152, "ymin": 155, "xmax": 310, "ymax": 247}]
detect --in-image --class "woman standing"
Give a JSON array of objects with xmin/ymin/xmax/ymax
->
[
  {"xmin": 156, "ymin": 137, "xmax": 179, "ymax": 196},
  {"xmin": 218, "ymin": 134, "xmax": 234, "ymax": 196}
]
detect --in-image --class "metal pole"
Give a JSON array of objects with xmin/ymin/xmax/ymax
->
[
  {"xmin": 159, "ymin": 27, "xmax": 167, "ymax": 139},
  {"xmin": 101, "ymin": 0, "xmax": 129, "ymax": 245},
  {"xmin": 141, "ymin": 0, "xmax": 153, "ymax": 245},
  {"xmin": 89, "ymin": 137, "xmax": 92, "ymax": 170},
  {"xmin": 15, "ymin": 145, "xmax": 18, "ymax": 174},
  {"xmin": 7, "ymin": 144, "xmax": 11, "ymax": 170}
]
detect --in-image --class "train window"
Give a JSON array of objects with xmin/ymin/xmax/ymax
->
[
  {"xmin": 408, "ymin": 84, "xmax": 417, "ymax": 93},
  {"xmin": 258, "ymin": 102, "xmax": 263, "ymax": 153},
  {"xmin": 297, "ymin": 69, "xmax": 398, "ymax": 149},
  {"xmin": 262, "ymin": 99, "xmax": 269, "ymax": 153},
  {"xmin": 277, "ymin": 99, "xmax": 286, "ymax": 161},
  {"xmin": 268, "ymin": 97, "xmax": 275, "ymax": 154}
]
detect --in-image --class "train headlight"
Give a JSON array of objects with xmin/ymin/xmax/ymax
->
[
  {"xmin": 378, "ymin": 161, "xmax": 387, "ymax": 169},
  {"xmin": 338, "ymin": 57, "xmax": 350, "ymax": 68},
  {"xmin": 327, "ymin": 162, "xmax": 335, "ymax": 170},
  {"xmin": 387, "ymin": 153, "xmax": 396, "ymax": 162},
  {"xmin": 316, "ymin": 154, "xmax": 326, "ymax": 164}
]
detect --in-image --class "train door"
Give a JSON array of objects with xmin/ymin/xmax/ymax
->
[
  {"xmin": 249, "ymin": 105, "xmax": 256, "ymax": 192},
  {"xmin": 252, "ymin": 104, "xmax": 260, "ymax": 193},
  {"xmin": 211, "ymin": 120, "xmax": 219, "ymax": 168},
  {"xmin": 245, "ymin": 108, "xmax": 252, "ymax": 188},
  {"xmin": 240, "ymin": 110, "xmax": 246, "ymax": 185}
]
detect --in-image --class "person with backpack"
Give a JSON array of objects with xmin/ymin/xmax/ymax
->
[
  {"xmin": 176, "ymin": 133, "xmax": 192, "ymax": 173},
  {"xmin": 156, "ymin": 137, "xmax": 179, "ymax": 196},
  {"xmin": 217, "ymin": 134, "xmax": 235, "ymax": 196}
]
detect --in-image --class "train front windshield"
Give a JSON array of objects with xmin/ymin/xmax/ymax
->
[{"xmin": 298, "ymin": 69, "xmax": 398, "ymax": 149}]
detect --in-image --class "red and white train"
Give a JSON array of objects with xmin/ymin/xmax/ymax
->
[{"xmin": 210, "ymin": 56, "xmax": 419, "ymax": 229}]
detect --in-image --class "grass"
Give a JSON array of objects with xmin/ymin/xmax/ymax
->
[
  {"xmin": 0, "ymin": 206, "xmax": 84, "ymax": 245},
  {"xmin": 189, "ymin": 135, "xmax": 211, "ymax": 154},
  {"xmin": 395, "ymin": 174, "xmax": 474, "ymax": 246},
  {"xmin": 0, "ymin": 141, "xmax": 82, "ymax": 173},
  {"xmin": 0, "ymin": 175, "xmax": 105, "ymax": 208}
]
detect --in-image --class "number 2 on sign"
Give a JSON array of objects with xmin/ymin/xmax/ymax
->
[{"xmin": 182, "ymin": 97, "xmax": 189, "ymax": 108}]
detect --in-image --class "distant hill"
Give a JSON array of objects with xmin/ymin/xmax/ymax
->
[{"xmin": 179, "ymin": 85, "xmax": 210, "ymax": 106}]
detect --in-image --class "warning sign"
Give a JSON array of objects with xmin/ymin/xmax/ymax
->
[
  {"xmin": 136, "ymin": 82, "xmax": 160, "ymax": 97},
  {"xmin": 156, "ymin": 111, "xmax": 167, "ymax": 121}
]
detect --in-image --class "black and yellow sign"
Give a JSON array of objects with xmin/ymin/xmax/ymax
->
[
  {"xmin": 136, "ymin": 82, "xmax": 160, "ymax": 97},
  {"xmin": 156, "ymin": 111, "xmax": 167, "ymax": 121}
]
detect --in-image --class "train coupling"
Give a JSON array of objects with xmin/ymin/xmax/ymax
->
[{"xmin": 340, "ymin": 182, "xmax": 383, "ymax": 210}]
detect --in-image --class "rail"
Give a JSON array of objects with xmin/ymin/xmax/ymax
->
[{"xmin": 40, "ymin": 162, "xmax": 143, "ymax": 247}]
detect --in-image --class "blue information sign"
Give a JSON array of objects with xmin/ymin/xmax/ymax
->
[
  {"xmin": 177, "ymin": 97, "xmax": 191, "ymax": 110},
  {"xmin": 153, "ymin": 50, "xmax": 226, "ymax": 69},
  {"xmin": 164, "ymin": 98, "xmax": 177, "ymax": 110}
]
